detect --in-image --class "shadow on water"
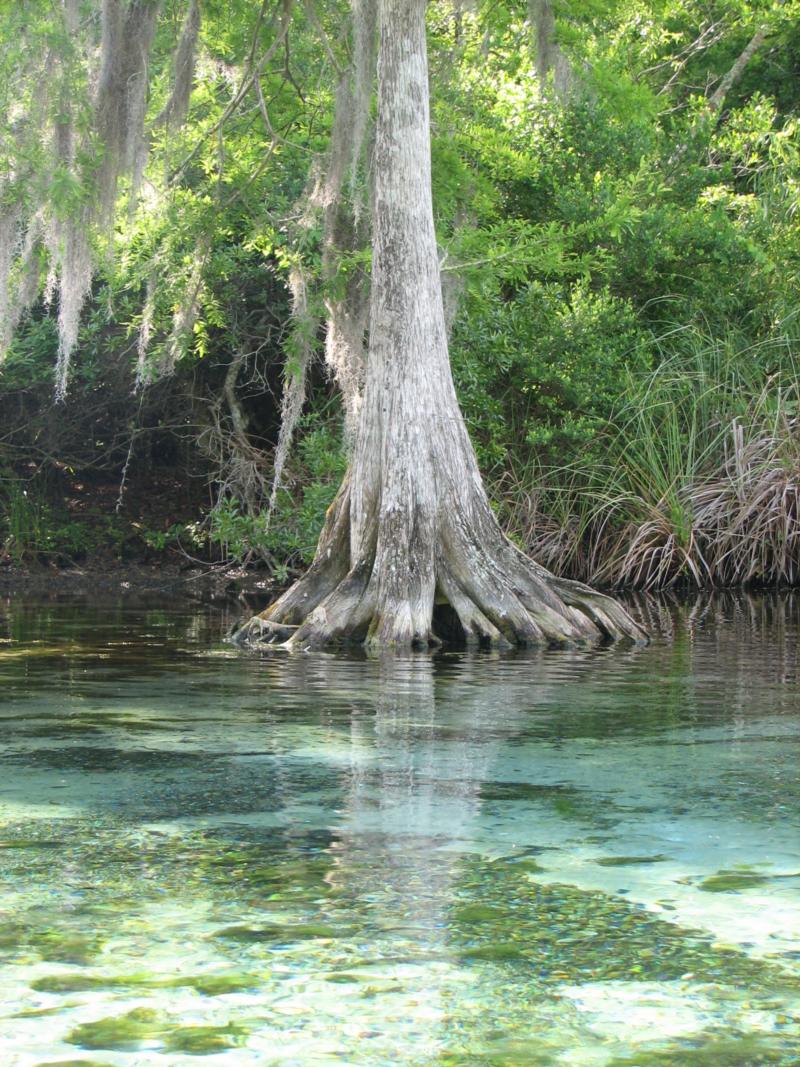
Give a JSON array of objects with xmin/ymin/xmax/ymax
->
[{"xmin": 0, "ymin": 590, "xmax": 798, "ymax": 1063}]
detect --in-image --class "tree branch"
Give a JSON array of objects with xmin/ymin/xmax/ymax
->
[
  {"xmin": 708, "ymin": 28, "xmax": 767, "ymax": 114},
  {"xmin": 169, "ymin": 0, "xmax": 295, "ymax": 184}
]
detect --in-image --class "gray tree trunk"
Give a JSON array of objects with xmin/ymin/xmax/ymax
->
[
  {"xmin": 708, "ymin": 29, "xmax": 766, "ymax": 114},
  {"xmin": 234, "ymin": 0, "xmax": 646, "ymax": 652},
  {"xmin": 529, "ymin": 0, "xmax": 573, "ymax": 102}
]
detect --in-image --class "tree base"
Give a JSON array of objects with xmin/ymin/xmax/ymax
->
[
  {"xmin": 229, "ymin": 0, "xmax": 648, "ymax": 656},
  {"xmin": 232, "ymin": 579, "xmax": 647, "ymax": 652},
  {"xmin": 232, "ymin": 483, "xmax": 648, "ymax": 653}
]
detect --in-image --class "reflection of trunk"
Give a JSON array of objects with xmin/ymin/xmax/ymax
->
[
  {"xmin": 324, "ymin": 658, "xmax": 517, "ymax": 968},
  {"xmin": 529, "ymin": 0, "xmax": 573, "ymax": 101},
  {"xmin": 328, "ymin": 662, "xmax": 466, "ymax": 935},
  {"xmin": 235, "ymin": 0, "xmax": 646, "ymax": 652}
]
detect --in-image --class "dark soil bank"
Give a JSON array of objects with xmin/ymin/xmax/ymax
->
[{"xmin": 0, "ymin": 560, "xmax": 279, "ymax": 614}]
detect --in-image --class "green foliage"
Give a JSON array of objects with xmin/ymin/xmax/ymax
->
[
  {"xmin": 207, "ymin": 422, "xmax": 347, "ymax": 572},
  {"xmin": 425, "ymin": 1, "xmax": 800, "ymax": 588},
  {"xmin": 452, "ymin": 280, "xmax": 650, "ymax": 468},
  {"xmin": 0, "ymin": 479, "xmax": 51, "ymax": 563},
  {"xmin": 3, "ymin": 0, "xmax": 800, "ymax": 587},
  {"xmin": 0, "ymin": 477, "xmax": 131, "ymax": 563}
]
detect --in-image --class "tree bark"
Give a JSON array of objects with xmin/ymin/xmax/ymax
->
[
  {"xmin": 529, "ymin": 0, "xmax": 573, "ymax": 102},
  {"xmin": 234, "ymin": 0, "xmax": 647, "ymax": 652}
]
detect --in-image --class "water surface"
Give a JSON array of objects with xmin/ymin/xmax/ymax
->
[{"xmin": 0, "ymin": 592, "xmax": 799, "ymax": 1066}]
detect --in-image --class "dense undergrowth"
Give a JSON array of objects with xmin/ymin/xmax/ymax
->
[
  {"xmin": 498, "ymin": 336, "xmax": 800, "ymax": 588},
  {"xmin": 2, "ymin": 1, "xmax": 800, "ymax": 589}
]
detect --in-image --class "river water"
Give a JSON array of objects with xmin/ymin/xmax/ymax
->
[{"xmin": 0, "ymin": 592, "xmax": 798, "ymax": 1066}]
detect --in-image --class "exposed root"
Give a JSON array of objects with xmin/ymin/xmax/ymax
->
[
  {"xmin": 289, "ymin": 563, "xmax": 375, "ymax": 649},
  {"xmin": 232, "ymin": 493, "xmax": 649, "ymax": 654},
  {"xmin": 231, "ymin": 617, "xmax": 297, "ymax": 647},
  {"xmin": 436, "ymin": 563, "xmax": 511, "ymax": 649},
  {"xmin": 256, "ymin": 477, "xmax": 352, "ymax": 628},
  {"xmin": 549, "ymin": 575, "xmax": 649, "ymax": 644}
]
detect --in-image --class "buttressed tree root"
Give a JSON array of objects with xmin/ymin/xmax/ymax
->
[{"xmin": 232, "ymin": 472, "xmax": 648, "ymax": 653}]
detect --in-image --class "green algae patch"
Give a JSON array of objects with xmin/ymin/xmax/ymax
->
[
  {"xmin": 606, "ymin": 1033, "xmax": 794, "ymax": 1066},
  {"xmin": 215, "ymin": 922, "xmax": 343, "ymax": 943},
  {"xmin": 449, "ymin": 857, "xmax": 800, "ymax": 995},
  {"xmin": 30, "ymin": 930, "xmax": 105, "ymax": 965},
  {"xmin": 438, "ymin": 1038, "xmax": 559, "ymax": 1065},
  {"xmin": 496, "ymin": 857, "xmax": 546, "ymax": 875},
  {"xmin": 461, "ymin": 943, "xmax": 528, "ymax": 962},
  {"xmin": 33, "ymin": 970, "xmax": 260, "ymax": 996},
  {"xmin": 0, "ymin": 838, "xmax": 64, "ymax": 850},
  {"xmin": 0, "ymin": 921, "xmax": 28, "ymax": 951},
  {"xmin": 699, "ymin": 869, "xmax": 772, "ymax": 893},
  {"xmin": 172, "ymin": 973, "xmax": 261, "ymax": 995},
  {"xmin": 15, "ymin": 1005, "xmax": 76, "ymax": 1018},
  {"xmin": 595, "ymin": 854, "xmax": 667, "ymax": 867},
  {"xmin": 479, "ymin": 782, "xmax": 600, "ymax": 822},
  {"xmin": 205, "ymin": 854, "xmax": 332, "ymax": 898},
  {"xmin": 31, "ymin": 972, "xmax": 153, "ymax": 994},
  {"xmin": 454, "ymin": 905, "xmax": 507, "ymax": 923},
  {"xmin": 359, "ymin": 983, "xmax": 405, "ymax": 998},
  {"xmin": 66, "ymin": 1007, "xmax": 164, "ymax": 1051},
  {"xmin": 36, "ymin": 1061, "xmax": 118, "ymax": 1067},
  {"xmin": 163, "ymin": 1022, "xmax": 248, "ymax": 1054}
]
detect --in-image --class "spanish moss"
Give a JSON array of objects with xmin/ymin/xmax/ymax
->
[
  {"xmin": 53, "ymin": 217, "xmax": 93, "ymax": 401},
  {"xmin": 0, "ymin": 202, "xmax": 22, "ymax": 357},
  {"xmin": 0, "ymin": 216, "xmax": 41, "ymax": 358},
  {"xmin": 94, "ymin": 0, "xmax": 160, "ymax": 225},
  {"xmin": 268, "ymin": 263, "xmax": 314, "ymax": 512},
  {"xmin": 160, "ymin": 240, "xmax": 209, "ymax": 377},
  {"xmin": 157, "ymin": 0, "xmax": 202, "ymax": 130},
  {"xmin": 135, "ymin": 271, "xmax": 157, "ymax": 387}
]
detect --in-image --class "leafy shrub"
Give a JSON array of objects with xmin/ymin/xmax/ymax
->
[
  {"xmin": 0, "ymin": 477, "xmax": 131, "ymax": 563},
  {"xmin": 503, "ymin": 337, "xmax": 800, "ymax": 589},
  {"xmin": 452, "ymin": 281, "xmax": 650, "ymax": 469},
  {"xmin": 207, "ymin": 421, "xmax": 347, "ymax": 573}
]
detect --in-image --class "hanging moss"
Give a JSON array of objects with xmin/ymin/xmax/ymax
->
[{"xmin": 156, "ymin": 0, "xmax": 201, "ymax": 130}]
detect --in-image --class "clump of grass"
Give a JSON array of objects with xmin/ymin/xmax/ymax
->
[
  {"xmin": 695, "ymin": 406, "xmax": 800, "ymax": 584},
  {"xmin": 0, "ymin": 477, "xmax": 49, "ymax": 563},
  {"xmin": 499, "ymin": 328, "xmax": 800, "ymax": 589}
]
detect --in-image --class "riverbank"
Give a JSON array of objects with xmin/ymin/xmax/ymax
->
[{"xmin": 0, "ymin": 559, "xmax": 281, "ymax": 611}]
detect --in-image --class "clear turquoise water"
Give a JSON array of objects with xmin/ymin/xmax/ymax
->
[{"xmin": 0, "ymin": 593, "xmax": 798, "ymax": 1066}]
